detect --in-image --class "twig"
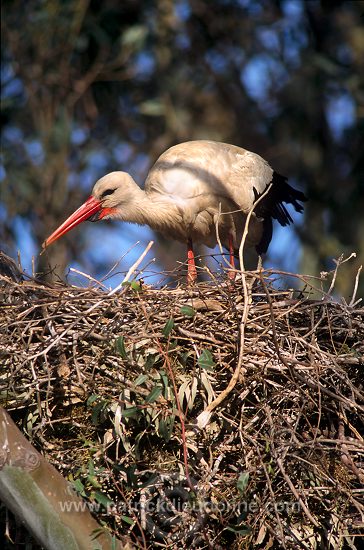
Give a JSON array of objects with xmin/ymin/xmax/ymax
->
[
  {"xmin": 238, "ymin": 182, "xmax": 272, "ymax": 273},
  {"xmin": 69, "ymin": 268, "xmax": 109, "ymax": 290},
  {"xmin": 122, "ymin": 241, "xmax": 154, "ymax": 285},
  {"xmin": 349, "ymin": 264, "xmax": 362, "ymax": 307},
  {"xmin": 276, "ymin": 457, "xmax": 319, "ymax": 527},
  {"xmin": 327, "ymin": 253, "xmax": 356, "ymax": 296},
  {"xmin": 22, "ymin": 241, "xmax": 154, "ymax": 363}
]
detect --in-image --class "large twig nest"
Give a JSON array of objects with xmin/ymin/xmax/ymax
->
[{"xmin": 1, "ymin": 262, "xmax": 363, "ymax": 549}]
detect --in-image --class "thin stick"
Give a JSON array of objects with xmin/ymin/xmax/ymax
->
[
  {"xmin": 100, "ymin": 241, "xmax": 141, "ymax": 283},
  {"xmin": 276, "ymin": 457, "xmax": 319, "ymax": 527},
  {"xmin": 23, "ymin": 241, "xmax": 154, "ymax": 363},
  {"xmin": 327, "ymin": 252, "xmax": 356, "ymax": 295},
  {"xmin": 238, "ymin": 182, "xmax": 272, "ymax": 273},
  {"xmin": 69, "ymin": 268, "xmax": 109, "ymax": 290},
  {"xmin": 122, "ymin": 241, "xmax": 154, "ymax": 285},
  {"xmin": 349, "ymin": 264, "xmax": 362, "ymax": 307}
]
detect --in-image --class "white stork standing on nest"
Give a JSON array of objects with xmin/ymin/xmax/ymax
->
[{"xmin": 43, "ymin": 140, "xmax": 306, "ymax": 282}]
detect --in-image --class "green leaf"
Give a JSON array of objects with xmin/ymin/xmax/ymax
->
[
  {"xmin": 134, "ymin": 374, "xmax": 149, "ymax": 386},
  {"xmin": 145, "ymin": 385, "xmax": 163, "ymax": 403},
  {"xmin": 111, "ymin": 535, "xmax": 117, "ymax": 550},
  {"xmin": 121, "ymin": 406, "xmax": 139, "ymax": 418},
  {"xmin": 120, "ymin": 515, "xmax": 135, "ymax": 526},
  {"xmin": 169, "ymin": 339, "xmax": 178, "ymax": 350},
  {"xmin": 121, "ymin": 280, "xmax": 142, "ymax": 292},
  {"xmin": 158, "ymin": 416, "xmax": 175, "ymax": 442},
  {"xmin": 237, "ymin": 472, "xmax": 250, "ymax": 495},
  {"xmin": 226, "ymin": 525, "xmax": 251, "ymax": 535},
  {"xmin": 125, "ymin": 465, "xmax": 138, "ymax": 488},
  {"xmin": 90, "ymin": 527, "xmax": 106, "ymax": 539},
  {"xmin": 94, "ymin": 491, "xmax": 114, "ymax": 508},
  {"xmin": 88, "ymin": 475, "xmax": 102, "ymax": 489},
  {"xmin": 91, "ymin": 400, "xmax": 107, "ymax": 425},
  {"xmin": 180, "ymin": 350, "xmax": 194, "ymax": 366},
  {"xmin": 162, "ymin": 318, "xmax": 175, "ymax": 337},
  {"xmin": 88, "ymin": 459, "xmax": 95, "ymax": 476},
  {"xmin": 159, "ymin": 369, "xmax": 169, "ymax": 390},
  {"xmin": 73, "ymin": 478, "xmax": 85, "ymax": 495},
  {"xmin": 115, "ymin": 336, "xmax": 128, "ymax": 359},
  {"xmin": 145, "ymin": 353, "xmax": 157, "ymax": 369},
  {"xmin": 180, "ymin": 305, "xmax": 196, "ymax": 317},
  {"xmin": 87, "ymin": 394, "xmax": 99, "ymax": 407},
  {"xmin": 130, "ymin": 280, "xmax": 142, "ymax": 292},
  {"xmin": 198, "ymin": 349, "xmax": 216, "ymax": 371}
]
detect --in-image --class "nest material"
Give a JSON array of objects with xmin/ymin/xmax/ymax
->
[{"xmin": 1, "ymin": 267, "xmax": 364, "ymax": 549}]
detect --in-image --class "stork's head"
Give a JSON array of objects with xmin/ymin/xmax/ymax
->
[{"xmin": 42, "ymin": 171, "xmax": 136, "ymax": 249}]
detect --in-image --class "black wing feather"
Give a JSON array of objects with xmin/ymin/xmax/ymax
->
[{"xmin": 254, "ymin": 172, "xmax": 307, "ymax": 254}]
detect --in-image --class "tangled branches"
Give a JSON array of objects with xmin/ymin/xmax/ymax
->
[{"xmin": 1, "ymin": 263, "xmax": 363, "ymax": 549}]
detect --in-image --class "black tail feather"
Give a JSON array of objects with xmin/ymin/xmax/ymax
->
[{"xmin": 255, "ymin": 171, "xmax": 307, "ymax": 254}]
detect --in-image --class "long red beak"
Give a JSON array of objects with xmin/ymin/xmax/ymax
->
[{"xmin": 42, "ymin": 196, "xmax": 102, "ymax": 249}]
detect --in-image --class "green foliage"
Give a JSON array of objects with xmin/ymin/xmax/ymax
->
[
  {"xmin": 139, "ymin": 99, "xmax": 165, "ymax": 116},
  {"xmin": 225, "ymin": 523, "xmax": 251, "ymax": 536},
  {"xmin": 120, "ymin": 406, "xmax": 139, "ymax": 418},
  {"xmin": 134, "ymin": 373, "xmax": 149, "ymax": 386},
  {"xmin": 237, "ymin": 472, "xmax": 250, "ymax": 495},
  {"xmin": 180, "ymin": 305, "xmax": 196, "ymax": 318},
  {"xmin": 106, "ymin": 329, "xmax": 217, "ymax": 451},
  {"xmin": 145, "ymin": 384, "xmax": 163, "ymax": 403},
  {"xmin": 3, "ymin": 274, "xmax": 362, "ymax": 548},
  {"xmin": 158, "ymin": 415, "xmax": 175, "ymax": 442},
  {"xmin": 197, "ymin": 349, "xmax": 216, "ymax": 371},
  {"xmin": 121, "ymin": 281, "xmax": 143, "ymax": 293},
  {"xmin": 115, "ymin": 336, "xmax": 128, "ymax": 360},
  {"xmin": 87, "ymin": 395, "xmax": 110, "ymax": 426},
  {"xmin": 162, "ymin": 318, "xmax": 175, "ymax": 337},
  {"xmin": 94, "ymin": 491, "xmax": 114, "ymax": 508},
  {"xmin": 120, "ymin": 515, "xmax": 134, "ymax": 526},
  {"xmin": 24, "ymin": 409, "xmax": 40, "ymax": 437},
  {"xmin": 72, "ymin": 477, "xmax": 86, "ymax": 497}
]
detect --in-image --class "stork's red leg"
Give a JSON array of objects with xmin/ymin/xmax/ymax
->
[
  {"xmin": 187, "ymin": 239, "xmax": 197, "ymax": 284},
  {"xmin": 228, "ymin": 234, "xmax": 236, "ymax": 280}
]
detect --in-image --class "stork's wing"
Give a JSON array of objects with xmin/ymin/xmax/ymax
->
[
  {"xmin": 144, "ymin": 141, "xmax": 272, "ymax": 207},
  {"xmin": 227, "ymin": 148, "xmax": 275, "ymax": 213},
  {"xmin": 145, "ymin": 140, "xmax": 305, "ymax": 222},
  {"xmin": 229, "ymin": 146, "xmax": 306, "ymax": 223}
]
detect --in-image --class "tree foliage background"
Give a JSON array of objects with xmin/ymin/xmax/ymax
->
[{"xmin": 1, "ymin": 0, "xmax": 363, "ymax": 296}]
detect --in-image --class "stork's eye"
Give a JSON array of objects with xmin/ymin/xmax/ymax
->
[{"xmin": 101, "ymin": 189, "xmax": 115, "ymax": 199}]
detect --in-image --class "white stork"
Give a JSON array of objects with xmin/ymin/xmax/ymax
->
[{"xmin": 43, "ymin": 140, "xmax": 306, "ymax": 281}]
